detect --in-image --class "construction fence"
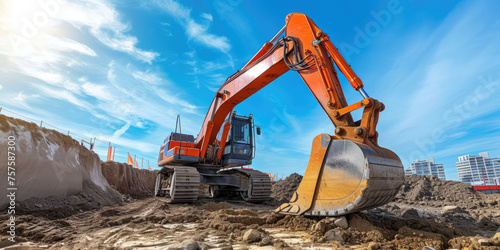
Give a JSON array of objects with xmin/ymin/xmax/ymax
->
[{"xmin": 0, "ymin": 107, "xmax": 156, "ymax": 170}]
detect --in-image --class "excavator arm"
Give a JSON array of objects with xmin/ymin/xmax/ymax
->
[
  {"xmin": 196, "ymin": 13, "xmax": 382, "ymax": 158},
  {"xmin": 193, "ymin": 13, "xmax": 404, "ymax": 216}
]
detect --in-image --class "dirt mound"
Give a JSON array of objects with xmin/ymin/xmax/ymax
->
[
  {"xmin": 270, "ymin": 173, "xmax": 302, "ymax": 203},
  {"xmin": 395, "ymin": 175, "xmax": 500, "ymax": 212},
  {"xmin": 101, "ymin": 161, "xmax": 158, "ymax": 198},
  {"xmin": 0, "ymin": 115, "xmax": 121, "ymax": 210},
  {"xmin": 396, "ymin": 174, "xmax": 484, "ymax": 202}
]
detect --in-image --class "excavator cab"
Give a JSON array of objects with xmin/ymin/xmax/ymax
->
[{"xmin": 221, "ymin": 113, "xmax": 257, "ymax": 167}]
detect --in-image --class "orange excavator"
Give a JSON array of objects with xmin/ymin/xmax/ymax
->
[{"xmin": 155, "ymin": 13, "xmax": 404, "ymax": 216}]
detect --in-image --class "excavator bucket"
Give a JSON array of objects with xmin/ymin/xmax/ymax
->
[{"xmin": 276, "ymin": 133, "xmax": 404, "ymax": 216}]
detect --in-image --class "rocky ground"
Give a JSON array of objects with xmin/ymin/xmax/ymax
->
[{"xmin": 1, "ymin": 172, "xmax": 500, "ymax": 249}]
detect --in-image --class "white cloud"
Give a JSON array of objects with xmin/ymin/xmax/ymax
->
[
  {"xmin": 34, "ymin": 84, "xmax": 91, "ymax": 109},
  {"xmin": 112, "ymin": 122, "xmax": 131, "ymax": 138},
  {"xmin": 201, "ymin": 13, "xmax": 213, "ymax": 21},
  {"xmin": 184, "ymin": 50, "xmax": 197, "ymax": 67},
  {"xmin": 90, "ymin": 28, "xmax": 158, "ymax": 63},
  {"xmin": 181, "ymin": 49, "xmax": 233, "ymax": 89},
  {"xmin": 26, "ymin": 69, "xmax": 64, "ymax": 85},
  {"xmin": 12, "ymin": 91, "xmax": 34, "ymax": 101},
  {"xmin": 81, "ymin": 82, "xmax": 114, "ymax": 101},
  {"xmin": 185, "ymin": 20, "xmax": 230, "ymax": 53},
  {"xmin": 132, "ymin": 70, "xmax": 163, "ymax": 85},
  {"xmin": 107, "ymin": 61, "xmax": 116, "ymax": 82},
  {"xmin": 98, "ymin": 134, "xmax": 158, "ymax": 154},
  {"xmin": 195, "ymin": 61, "xmax": 232, "ymax": 74},
  {"xmin": 48, "ymin": 36, "xmax": 97, "ymax": 56},
  {"xmin": 105, "ymin": 61, "xmax": 201, "ymax": 127},
  {"xmin": 62, "ymin": 81, "xmax": 82, "ymax": 94},
  {"xmin": 3, "ymin": 91, "xmax": 40, "ymax": 109},
  {"xmin": 57, "ymin": 0, "xmax": 159, "ymax": 63},
  {"xmin": 0, "ymin": 85, "xmax": 3, "ymax": 90},
  {"xmin": 0, "ymin": 1, "xmax": 204, "ymax": 165},
  {"xmin": 152, "ymin": 0, "xmax": 231, "ymax": 53}
]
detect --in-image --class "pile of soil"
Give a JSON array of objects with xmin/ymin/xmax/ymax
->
[
  {"xmin": 270, "ymin": 173, "xmax": 302, "ymax": 203},
  {"xmin": 396, "ymin": 174, "xmax": 481, "ymax": 201},
  {"xmin": 101, "ymin": 161, "xmax": 158, "ymax": 198},
  {"xmin": 0, "ymin": 115, "xmax": 121, "ymax": 210}
]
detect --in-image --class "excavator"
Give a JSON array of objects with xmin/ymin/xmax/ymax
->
[{"xmin": 155, "ymin": 13, "xmax": 404, "ymax": 216}]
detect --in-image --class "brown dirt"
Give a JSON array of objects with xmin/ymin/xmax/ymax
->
[
  {"xmin": 0, "ymin": 198, "xmax": 277, "ymax": 249},
  {"xmin": 201, "ymin": 201, "xmax": 231, "ymax": 211},
  {"xmin": 395, "ymin": 174, "xmax": 488, "ymax": 204},
  {"xmin": 0, "ymin": 114, "xmax": 122, "ymax": 209},
  {"xmin": 14, "ymin": 180, "xmax": 122, "ymax": 220},
  {"xmin": 270, "ymin": 172, "xmax": 302, "ymax": 204},
  {"xmin": 0, "ymin": 115, "xmax": 76, "ymax": 149},
  {"xmin": 101, "ymin": 161, "xmax": 158, "ymax": 198}
]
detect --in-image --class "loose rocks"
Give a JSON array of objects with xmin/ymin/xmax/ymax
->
[{"xmin": 243, "ymin": 229, "xmax": 261, "ymax": 243}]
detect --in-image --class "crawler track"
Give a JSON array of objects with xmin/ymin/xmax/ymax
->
[
  {"xmin": 223, "ymin": 169, "xmax": 272, "ymax": 202},
  {"xmin": 155, "ymin": 166, "xmax": 200, "ymax": 203}
]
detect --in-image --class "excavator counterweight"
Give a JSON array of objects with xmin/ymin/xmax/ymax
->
[{"xmin": 155, "ymin": 13, "xmax": 404, "ymax": 216}]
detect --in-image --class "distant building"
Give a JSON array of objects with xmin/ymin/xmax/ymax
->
[
  {"xmin": 456, "ymin": 152, "xmax": 500, "ymax": 185},
  {"xmin": 405, "ymin": 158, "xmax": 446, "ymax": 180}
]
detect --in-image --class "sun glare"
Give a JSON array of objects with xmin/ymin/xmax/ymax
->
[{"xmin": 0, "ymin": 0, "xmax": 63, "ymax": 56}]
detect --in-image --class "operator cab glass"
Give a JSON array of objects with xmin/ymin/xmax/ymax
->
[
  {"xmin": 222, "ymin": 114, "xmax": 255, "ymax": 167},
  {"xmin": 232, "ymin": 119, "xmax": 250, "ymax": 144}
]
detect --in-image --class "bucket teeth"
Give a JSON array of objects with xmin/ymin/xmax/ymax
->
[
  {"xmin": 275, "ymin": 203, "xmax": 300, "ymax": 214},
  {"xmin": 277, "ymin": 134, "xmax": 404, "ymax": 216}
]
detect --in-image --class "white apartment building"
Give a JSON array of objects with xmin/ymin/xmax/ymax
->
[
  {"xmin": 456, "ymin": 152, "xmax": 500, "ymax": 185},
  {"xmin": 405, "ymin": 158, "xmax": 446, "ymax": 180}
]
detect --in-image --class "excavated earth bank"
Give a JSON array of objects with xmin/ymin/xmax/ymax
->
[
  {"xmin": 0, "ymin": 115, "xmax": 122, "ymax": 218},
  {"xmin": 101, "ymin": 161, "xmax": 158, "ymax": 198}
]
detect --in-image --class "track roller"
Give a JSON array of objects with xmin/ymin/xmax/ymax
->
[
  {"xmin": 221, "ymin": 168, "xmax": 272, "ymax": 202},
  {"xmin": 154, "ymin": 166, "xmax": 200, "ymax": 203}
]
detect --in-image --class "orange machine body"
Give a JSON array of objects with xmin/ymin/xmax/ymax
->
[{"xmin": 158, "ymin": 134, "xmax": 200, "ymax": 166}]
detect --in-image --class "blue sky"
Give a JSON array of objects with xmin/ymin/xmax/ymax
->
[{"xmin": 1, "ymin": 0, "xmax": 499, "ymax": 180}]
